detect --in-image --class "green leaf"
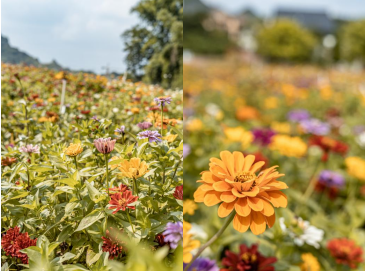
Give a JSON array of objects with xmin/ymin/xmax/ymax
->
[
  {"xmin": 56, "ymin": 178, "xmax": 78, "ymax": 187},
  {"xmin": 85, "ymin": 182, "xmax": 106, "ymax": 203},
  {"xmin": 75, "ymin": 209, "xmax": 105, "ymax": 232}
]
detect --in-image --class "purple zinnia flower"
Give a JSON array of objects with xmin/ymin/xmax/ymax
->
[
  {"xmin": 252, "ymin": 128, "xmax": 276, "ymax": 146},
  {"xmin": 287, "ymin": 109, "xmax": 311, "ymax": 122},
  {"xmin": 183, "ymin": 144, "xmax": 191, "ymax": 158},
  {"xmin": 300, "ymin": 119, "xmax": 330, "ymax": 135},
  {"xmin": 318, "ymin": 170, "xmax": 345, "ymax": 188},
  {"xmin": 137, "ymin": 130, "xmax": 162, "ymax": 143},
  {"xmin": 19, "ymin": 144, "xmax": 40, "ymax": 154},
  {"xmin": 115, "ymin": 125, "xmax": 125, "ymax": 134},
  {"xmin": 163, "ymin": 222, "xmax": 183, "ymax": 249},
  {"xmin": 154, "ymin": 96, "xmax": 172, "ymax": 107},
  {"xmin": 137, "ymin": 121, "xmax": 153, "ymax": 130},
  {"xmin": 92, "ymin": 115, "xmax": 100, "ymax": 122},
  {"xmin": 183, "ymin": 258, "xmax": 219, "ymax": 271},
  {"xmin": 94, "ymin": 137, "xmax": 116, "ymax": 154}
]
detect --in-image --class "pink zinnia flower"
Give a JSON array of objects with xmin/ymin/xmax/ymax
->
[
  {"xmin": 94, "ymin": 137, "xmax": 116, "ymax": 154},
  {"xmin": 19, "ymin": 144, "xmax": 40, "ymax": 154}
]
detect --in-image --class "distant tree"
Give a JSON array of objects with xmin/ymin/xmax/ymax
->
[
  {"xmin": 256, "ymin": 19, "xmax": 316, "ymax": 62},
  {"xmin": 339, "ymin": 20, "xmax": 365, "ymax": 64},
  {"xmin": 122, "ymin": 0, "xmax": 183, "ymax": 89}
]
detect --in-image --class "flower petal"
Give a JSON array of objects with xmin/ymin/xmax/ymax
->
[
  {"xmin": 220, "ymin": 151, "xmax": 236, "ymax": 177},
  {"xmin": 213, "ymin": 181, "xmax": 232, "ymax": 192},
  {"xmin": 233, "ymin": 151, "xmax": 245, "ymax": 173},
  {"xmin": 261, "ymin": 200, "xmax": 275, "ymax": 216},
  {"xmin": 267, "ymin": 191, "xmax": 288, "ymax": 208},
  {"xmin": 194, "ymin": 186, "xmax": 207, "ymax": 202},
  {"xmin": 233, "ymin": 214, "xmax": 251, "ymax": 233},
  {"xmin": 218, "ymin": 201, "xmax": 235, "ymax": 218},
  {"xmin": 265, "ymin": 212, "xmax": 276, "ymax": 228},
  {"xmin": 220, "ymin": 191, "xmax": 237, "ymax": 202},
  {"xmin": 243, "ymin": 155, "xmax": 255, "ymax": 172},
  {"xmin": 248, "ymin": 197, "xmax": 264, "ymax": 211},
  {"xmin": 250, "ymin": 211, "xmax": 266, "ymax": 235},
  {"xmin": 235, "ymin": 198, "xmax": 251, "ymax": 216},
  {"xmin": 203, "ymin": 191, "xmax": 222, "ymax": 206}
]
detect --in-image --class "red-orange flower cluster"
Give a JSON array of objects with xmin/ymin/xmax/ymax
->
[
  {"xmin": 108, "ymin": 190, "xmax": 138, "ymax": 214},
  {"xmin": 174, "ymin": 185, "xmax": 183, "ymax": 200},
  {"xmin": 221, "ymin": 244, "xmax": 277, "ymax": 271},
  {"xmin": 309, "ymin": 136, "xmax": 348, "ymax": 162},
  {"xmin": 102, "ymin": 229, "xmax": 125, "ymax": 259},
  {"xmin": 1, "ymin": 227, "xmax": 37, "ymax": 264},
  {"xmin": 327, "ymin": 238, "xmax": 363, "ymax": 268}
]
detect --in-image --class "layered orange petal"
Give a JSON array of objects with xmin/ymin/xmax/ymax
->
[
  {"xmin": 234, "ymin": 198, "xmax": 251, "ymax": 216},
  {"xmin": 213, "ymin": 181, "xmax": 232, "ymax": 192},
  {"xmin": 204, "ymin": 191, "xmax": 222, "ymax": 206},
  {"xmin": 218, "ymin": 201, "xmax": 235, "ymax": 218},
  {"xmin": 221, "ymin": 191, "xmax": 237, "ymax": 202},
  {"xmin": 233, "ymin": 214, "xmax": 251, "ymax": 233},
  {"xmin": 250, "ymin": 211, "xmax": 266, "ymax": 235}
]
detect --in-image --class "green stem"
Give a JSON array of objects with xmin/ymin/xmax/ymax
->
[
  {"xmin": 160, "ymin": 105, "xmax": 164, "ymax": 136},
  {"xmin": 105, "ymin": 154, "xmax": 110, "ymax": 197},
  {"xmin": 73, "ymin": 156, "xmax": 78, "ymax": 171},
  {"xmin": 26, "ymin": 165, "xmax": 30, "ymax": 191},
  {"xmin": 133, "ymin": 178, "xmax": 139, "ymax": 195},
  {"xmin": 126, "ymin": 209, "xmax": 135, "ymax": 233},
  {"xmin": 184, "ymin": 211, "xmax": 236, "ymax": 271}
]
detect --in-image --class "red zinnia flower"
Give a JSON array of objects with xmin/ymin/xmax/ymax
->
[
  {"xmin": 154, "ymin": 233, "xmax": 168, "ymax": 248},
  {"xmin": 1, "ymin": 157, "xmax": 17, "ymax": 167},
  {"xmin": 81, "ymin": 110, "xmax": 91, "ymax": 115},
  {"xmin": 173, "ymin": 185, "xmax": 183, "ymax": 200},
  {"xmin": 221, "ymin": 244, "xmax": 277, "ymax": 271},
  {"xmin": 108, "ymin": 191, "xmax": 138, "ymax": 214},
  {"xmin": 102, "ymin": 229, "xmax": 124, "ymax": 259},
  {"xmin": 109, "ymin": 184, "xmax": 130, "ymax": 194},
  {"xmin": 1, "ymin": 227, "xmax": 37, "ymax": 264},
  {"xmin": 327, "ymin": 238, "xmax": 363, "ymax": 268},
  {"xmin": 309, "ymin": 136, "xmax": 348, "ymax": 162}
]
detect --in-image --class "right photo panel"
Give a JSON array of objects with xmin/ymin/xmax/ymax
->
[{"xmin": 183, "ymin": 0, "xmax": 365, "ymax": 270}]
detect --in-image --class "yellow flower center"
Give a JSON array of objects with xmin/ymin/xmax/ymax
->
[
  {"xmin": 118, "ymin": 198, "xmax": 127, "ymax": 206},
  {"xmin": 241, "ymin": 252, "xmax": 257, "ymax": 263},
  {"xmin": 234, "ymin": 172, "xmax": 256, "ymax": 183}
]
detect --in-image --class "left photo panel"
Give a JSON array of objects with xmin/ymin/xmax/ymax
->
[{"xmin": 1, "ymin": 0, "xmax": 183, "ymax": 270}]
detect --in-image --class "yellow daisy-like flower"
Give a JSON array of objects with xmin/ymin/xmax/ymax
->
[
  {"xmin": 185, "ymin": 119, "xmax": 203, "ymax": 132},
  {"xmin": 183, "ymin": 200, "xmax": 198, "ymax": 215},
  {"xmin": 345, "ymin": 157, "xmax": 365, "ymax": 182},
  {"xmin": 224, "ymin": 127, "xmax": 253, "ymax": 149},
  {"xmin": 270, "ymin": 121, "xmax": 291, "ymax": 134},
  {"xmin": 65, "ymin": 143, "xmax": 83, "ymax": 157},
  {"xmin": 264, "ymin": 96, "xmax": 278, "ymax": 109},
  {"xmin": 116, "ymin": 158, "xmax": 149, "ymax": 179},
  {"xmin": 270, "ymin": 135, "xmax": 307, "ymax": 157},
  {"xmin": 163, "ymin": 134, "xmax": 178, "ymax": 143},
  {"xmin": 301, "ymin": 253, "xmax": 320, "ymax": 271},
  {"xmin": 130, "ymin": 107, "xmax": 140, "ymax": 114},
  {"xmin": 183, "ymin": 221, "xmax": 200, "ymax": 263}
]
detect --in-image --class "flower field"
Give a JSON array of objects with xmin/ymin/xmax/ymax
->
[
  {"xmin": 183, "ymin": 58, "xmax": 365, "ymax": 271},
  {"xmin": 1, "ymin": 63, "xmax": 183, "ymax": 270}
]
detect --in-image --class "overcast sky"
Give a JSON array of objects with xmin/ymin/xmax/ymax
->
[
  {"xmin": 2, "ymin": 0, "xmax": 364, "ymax": 74},
  {"xmin": 202, "ymin": 0, "xmax": 365, "ymax": 19},
  {"xmin": 2, "ymin": 0, "xmax": 139, "ymax": 74}
]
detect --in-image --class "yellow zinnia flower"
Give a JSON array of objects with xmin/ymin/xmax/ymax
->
[
  {"xmin": 186, "ymin": 119, "xmax": 203, "ymax": 132},
  {"xmin": 300, "ymin": 253, "xmax": 320, "ymax": 271},
  {"xmin": 224, "ymin": 127, "xmax": 253, "ymax": 149},
  {"xmin": 345, "ymin": 157, "xmax": 365, "ymax": 182},
  {"xmin": 163, "ymin": 134, "xmax": 178, "ymax": 143},
  {"xmin": 65, "ymin": 143, "xmax": 83, "ymax": 157},
  {"xmin": 130, "ymin": 107, "xmax": 140, "ymax": 114},
  {"xmin": 183, "ymin": 221, "xmax": 200, "ymax": 263},
  {"xmin": 117, "ymin": 158, "xmax": 149, "ymax": 179},
  {"xmin": 270, "ymin": 135, "xmax": 307, "ymax": 157},
  {"xmin": 271, "ymin": 122, "xmax": 291, "ymax": 134},
  {"xmin": 183, "ymin": 200, "xmax": 198, "ymax": 215},
  {"xmin": 264, "ymin": 96, "xmax": 278, "ymax": 109}
]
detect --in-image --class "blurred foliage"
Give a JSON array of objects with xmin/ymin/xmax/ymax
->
[
  {"xmin": 123, "ymin": 0, "xmax": 183, "ymax": 89},
  {"xmin": 339, "ymin": 20, "xmax": 365, "ymax": 63},
  {"xmin": 256, "ymin": 19, "xmax": 317, "ymax": 62},
  {"xmin": 183, "ymin": 13, "xmax": 234, "ymax": 55}
]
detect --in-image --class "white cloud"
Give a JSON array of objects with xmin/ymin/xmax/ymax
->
[{"xmin": 2, "ymin": 0, "xmax": 140, "ymax": 73}]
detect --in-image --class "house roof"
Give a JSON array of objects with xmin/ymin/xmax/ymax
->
[{"xmin": 276, "ymin": 9, "xmax": 335, "ymax": 34}]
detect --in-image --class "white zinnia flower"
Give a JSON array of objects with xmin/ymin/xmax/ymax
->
[{"xmin": 279, "ymin": 217, "xmax": 324, "ymax": 249}]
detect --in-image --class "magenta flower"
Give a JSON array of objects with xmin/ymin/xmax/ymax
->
[
  {"xmin": 19, "ymin": 144, "xmax": 40, "ymax": 154},
  {"xmin": 252, "ymin": 128, "xmax": 276, "ymax": 146},
  {"xmin": 94, "ymin": 137, "xmax": 116, "ymax": 154}
]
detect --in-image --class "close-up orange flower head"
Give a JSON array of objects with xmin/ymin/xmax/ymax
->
[{"xmin": 194, "ymin": 151, "xmax": 288, "ymax": 235}]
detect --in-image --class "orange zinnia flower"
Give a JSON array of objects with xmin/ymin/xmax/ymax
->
[{"xmin": 194, "ymin": 151, "xmax": 288, "ymax": 235}]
